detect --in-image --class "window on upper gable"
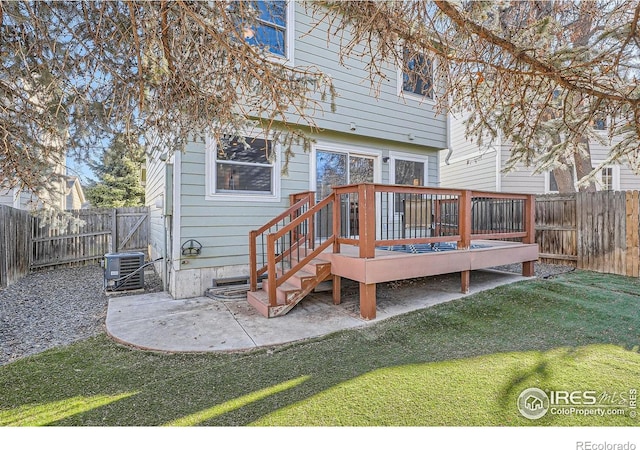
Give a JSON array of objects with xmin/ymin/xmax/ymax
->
[
  {"xmin": 242, "ymin": 1, "xmax": 291, "ymax": 60},
  {"xmin": 401, "ymin": 50, "xmax": 434, "ymax": 100}
]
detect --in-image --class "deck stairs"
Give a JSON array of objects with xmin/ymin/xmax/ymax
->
[{"xmin": 247, "ymin": 249, "xmax": 333, "ymax": 318}]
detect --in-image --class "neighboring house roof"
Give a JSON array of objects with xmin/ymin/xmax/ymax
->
[{"xmin": 64, "ymin": 176, "xmax": 87, "ymax": 210}]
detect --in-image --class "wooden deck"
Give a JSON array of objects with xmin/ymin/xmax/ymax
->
[
  {"xmin": 249, "ymin": 184, "xmax": 538, "ymax": 319},
  {"xmin": 324, "ymin": 240, "xmax": 538, "ymax": 284}
]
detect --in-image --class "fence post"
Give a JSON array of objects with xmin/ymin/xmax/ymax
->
[
  {"xmin": 626, "ymin": 191, "xmax": 640, "ymax": 277},
  {"xmin": 110, "ymin": 208, "xmax": 117, "ymax": 253},
  {"xmin": 522, "ymin": 194, "xmax": 536, "ymax": 277}
]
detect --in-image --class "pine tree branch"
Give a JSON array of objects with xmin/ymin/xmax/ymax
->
[{"xmin": 434, "ymin": 0, "xmax": 639, "ymax": 105}]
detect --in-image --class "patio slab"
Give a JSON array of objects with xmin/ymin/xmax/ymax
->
[{"xmin": 106, "ymin": 269, "xmax": 526, "ymax": 353}]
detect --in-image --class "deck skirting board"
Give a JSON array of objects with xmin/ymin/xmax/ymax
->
[{"xmin": 326, "ymin": 243, "xmax": 538, "ymax": 284}]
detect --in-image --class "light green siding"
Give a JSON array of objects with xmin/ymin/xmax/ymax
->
[
  {"xmin": 293, "ymin": 5, "xmax": 447, "ymax": 150},
  {"xmin": 177, "ymin": 130, "xmax": 440, "ymax": 272},
  {"xmin": 145, "ymin": 149, "xmax": 169, "ymax": 262},
  {"xmin": 177, "ymin": 137, "xmax": 305, "ymax": 270}
]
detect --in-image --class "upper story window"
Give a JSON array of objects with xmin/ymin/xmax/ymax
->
[
  {"xmin": 596, "ymin": 165, "xmax": 620, "ymax": 191},
  {"xmin": 207, "ymin": 134, "xmax": 281, "ymax": 202},
  {"xmin": 600, "ymin": 167, "xmax": 613, "ymax": 190},
  {"xmin": 593, "ymin": 114, "xmax": 607, "ymax": 130},
  {"xmin": 546, "ymin": 171, "xmax": 560, "ymax": 193},
  {"xmin": 243, "ymin": 1, "xmax": 292, "ymax": 61},
  {"xmin": 401, "ymin": 50, "xmax": 434, "ymax": 100}
]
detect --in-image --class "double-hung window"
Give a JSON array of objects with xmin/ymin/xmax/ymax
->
[
  {"xmin": 243, "ymin": 1, "xmax": 292, "ymax": 61},
  {"xmin": 207, "ymin": 135, "xmax": 280, "ymax": 201},
  {"xmin": 596, "ymin": 165, "xmax": 619, "ymax": 191},
  {"xmin": 401, "ymin": 50, "xmax": 434, "ymax": 100}
]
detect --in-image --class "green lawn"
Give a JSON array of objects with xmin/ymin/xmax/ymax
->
[{"xmin": 0, "ymin": 270, "xmax": 639, "ymax": 426}]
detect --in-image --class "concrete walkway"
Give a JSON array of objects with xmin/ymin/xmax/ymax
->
[{"xmin": 105, "ymin": 270, "xmax": 526, "ymax": 353}]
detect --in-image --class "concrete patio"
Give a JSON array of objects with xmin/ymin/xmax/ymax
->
[{"xmin": 105, "ymin": 269, "xmax": 526, "ymax": 353}]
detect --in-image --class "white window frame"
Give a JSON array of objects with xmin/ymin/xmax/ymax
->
[
  {"xmin": 389, "ymin": 152, "xmax": 429, "ymax": 186},
  {"xmin": 545, "ymin": 164, "xmax": 620, "ymax": 193},
  {"xmin": 544, "ymin": 171, "xmax": 560, "ymax": 194},
  {"xmin": 309, "ymin": 141, "xmax": 382, "ymax": 193},
  {"xmin": 593, "ymin": 163, "xmax": 620, "ymax": 191},
  {"xmin": 246, "ymin": 1, "xmax": 295, "ymax": 66},
  {"xmin": 310, "ymin": 141, "xmax": 382, "ymax": 239},
  {"xmin": 205, "ymin": 131, "xmax": 281, "ymax": 203},
  {"xmin": 388, "ymin": 152, "xmax": 429, "ymax": 224},
  {"xmin": 397, "ymin": 49, "xmax": 436, "ymax": 104}
]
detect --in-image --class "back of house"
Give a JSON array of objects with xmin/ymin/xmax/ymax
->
[{"xmin": 145, "ymin": 2, "xmax": 450, "ymax": 299}]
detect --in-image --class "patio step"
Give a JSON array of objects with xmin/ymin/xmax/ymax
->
[{"xmin": 248, "ymin": 257, "xmax": 333, "ymax": 318}]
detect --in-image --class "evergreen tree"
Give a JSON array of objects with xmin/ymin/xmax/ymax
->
[{"xmin": 85, "ymin": 134, "xmax": 145, "ymax": 208}]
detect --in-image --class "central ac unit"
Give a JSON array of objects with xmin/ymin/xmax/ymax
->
[{"xmin": 103, "ymin": 252, "xmax": 145, "ymax": 291}]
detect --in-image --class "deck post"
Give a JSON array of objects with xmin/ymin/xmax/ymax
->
[
  {"xmin": 332, "ymin": 192, "xmax": 341, "ymax": 253},
  {"xmin": 523, "ymin": 194, "xmax": 536, "ymax": 277},
  {"xmin": 358, "ymin": 184, "xmax": 376, "ymax": 259},
  {"xmin": 332, "ymin": 275, "xmax": 341, "ymax": 305},
  {"xmin": 359, "ymin": 282, "xmax": 376, "ymax": 320},
  {"xmin": 266, "ymin": 235, "xmax": 277, "ymax": 307},
  {"xmin": 459, "ymin": 190, "xmax": 473, "ymax": 293},
  {"xmin": 458, "ymin": 190, "xmax": 472, "ymax": 250},
  {"xmin": 461, "ymin": 270, "xmax": 470, "ymax": 294},
  {"xmin": 249, "ymin": 230, "xmax": 257, "ymax": 291},
  {"xmin": 308, "ymin": 192, "xmax": 315, "ymax": 250}
]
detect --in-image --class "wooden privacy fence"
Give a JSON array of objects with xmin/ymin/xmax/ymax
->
[
  {"xmin": 536, "ymin": 191, "xmax": 640, "ymax": 277},
  {"xmin": 0, "ymin": 206, "xmax": 149, "ymax": 287},
  {"xmin": 31, "ymin": 206, "xmax": 149, "ymax": 269},
  {"xmin": 0, "ymin": 206, "xmax": 32, "ymax": 288}
]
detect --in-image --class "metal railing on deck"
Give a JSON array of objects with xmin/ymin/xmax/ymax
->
[{"xmin": 331, "ymin": 184, "xmax": 535, "ymax": 257}]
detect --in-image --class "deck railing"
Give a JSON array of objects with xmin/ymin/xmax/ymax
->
[
  {"xmin": 249, "ymin": 191, "xmax": 337, "ymax": 305},
  {"xmin": 331, "ymin": 184, "xmax": 535, "ymax": 258},
  {"xmin": 249, "ymin": 184, "xmax": 535, "ymax": 299}
]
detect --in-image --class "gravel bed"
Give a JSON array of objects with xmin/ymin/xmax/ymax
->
[{"xmin": 0, "ymin": 264, "xmax": 163, "ymax": 366}]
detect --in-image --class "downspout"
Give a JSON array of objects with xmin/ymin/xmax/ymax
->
[{"xmin": 444, "ymin": 113, "xmax": 453, "ymax": 170}]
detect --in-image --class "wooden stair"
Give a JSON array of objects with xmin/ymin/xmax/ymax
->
[{"xmin": 247, "ymin": 257, "xmax": 332, "ymax": 318}]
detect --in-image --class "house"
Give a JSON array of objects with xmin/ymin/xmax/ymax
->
[
  {"xmin": 146, "ymin": 1, "xmax": 537, "ymax": 318},
  {"xmin": 0, "ymin": 186, "xmax": 35, "ymax": 210},
  {"xmin": 0, "ymin": 157, "xmax": 68, "ymax": 211},
  {"xmin": 441, "ymin": 113, "xmax": 640, "ymax": 193},
  {"xmin": 146, "ymin": 1, "xmax": 447, "ymax": 299},
  {"xmin": 64, "ymin": 176, "xmax": 87, "ymax": 210}
]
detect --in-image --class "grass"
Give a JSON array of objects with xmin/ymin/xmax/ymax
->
[{"xmin": 0, "ymin": 270, "xmax": 638, "ymax": 426}]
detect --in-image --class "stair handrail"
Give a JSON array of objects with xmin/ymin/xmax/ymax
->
[
  {"xmin": 265, "ymin": 193, "xmax": 336, "ymax": 306},
  {"xmin": 249, "ymin": 193, "xmax": 313, "ymax": 291}
]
